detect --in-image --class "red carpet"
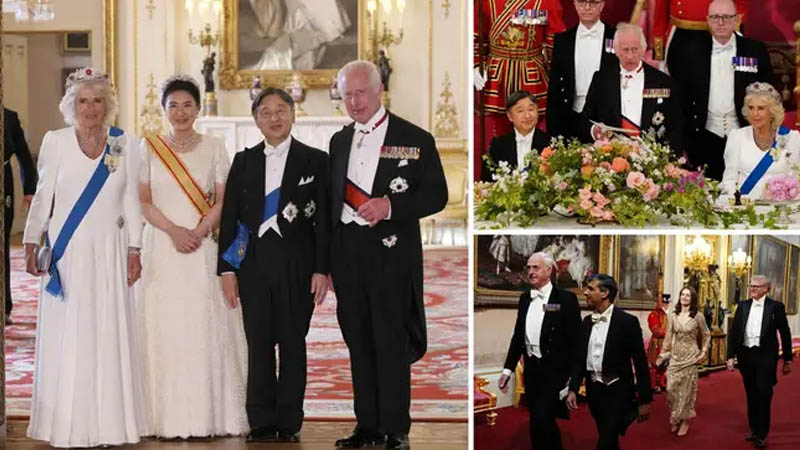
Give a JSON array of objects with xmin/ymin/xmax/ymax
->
[
  {"xmin": 476, "ymin": 368, "xmax": 800, "ymax": 449},
  {"xmin": 5, "ymin": 246, "xmax": 468, "ymax": 420}
]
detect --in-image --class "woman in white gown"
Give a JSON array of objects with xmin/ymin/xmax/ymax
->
[
  {"xmin": 23, "ymin": 67, "xmax": 148, "ymax": 447},
  {"xmin": 720, "ymin": 82, "xmax": 800, "ymax": 199},
  {"xmin": 137, "ymin": 75, "xmax": 249, "ymax": 438}
]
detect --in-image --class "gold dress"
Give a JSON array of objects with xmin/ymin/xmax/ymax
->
[{"xmin": 660, "ymin": 312, "xmax": 711, "ymax": 424}]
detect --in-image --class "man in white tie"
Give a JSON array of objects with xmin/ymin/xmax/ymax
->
[
  {"xmin": 498, "ymin": 252, "xmax": 583, "ymax": 449},
  {"xmin": 671, "ymin": 0, "xmax": 773, "ymax": 180},
  {"xmin": 726, "ymin": 275, "xmax": 792, "ymax": 449},
  {"xmin": 218, "ymin": 87, "xmax": 330, "ymax": 443},
  {"xmin": 582, "ymin": 24, "xmax": 684, "ymax": 153},
  {"xmin": 481, "ymin": 91, "xmax": 550, "ymax": 181},
  {"xmin": 568, "ymin": 274, "xmax": 651, "ymax": 450},
  {"xmin": 547, "ymin": 0, "xmax": 618, "ymax": 141}
]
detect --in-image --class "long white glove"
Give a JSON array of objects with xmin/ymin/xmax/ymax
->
[{"xmin": 474, "ymin": 67, "xmax": 487, "ymax": 91}]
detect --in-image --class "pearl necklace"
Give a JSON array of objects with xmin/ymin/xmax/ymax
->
[
  {"xmin": 167, "ymin": 132, "xmax": 198, "ymax": 150},
  {"xmin": 76, "ymin": 132, "xmax": 106, "ymax": 158}
]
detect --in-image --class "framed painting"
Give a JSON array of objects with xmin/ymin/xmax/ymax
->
[
  {"xmin": 614, "ymin": 235, "xmax": 665, "ymax": 309},
  {"xmin": 727, "ymin": 235, "xmax": 753, "ymax": 307},
  {"xmin": 752, "ymin": 236, "xmax": 789, "ymax": 304},
  {"xmin": 220, "ymin": 0, "xmax": 364, "ymax": 89},
  {"xmin": 474, "ymin": 235, "xmax": 612, "ymax": 307},
  {"xmin": 786, "ymin": 245, "xmax": 799, "ymax": 315}
]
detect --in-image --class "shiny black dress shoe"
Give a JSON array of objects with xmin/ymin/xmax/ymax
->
[
  {"xmin": 754, "ymin": 437, "xmax": 767, "ymax": 448},
  {"xmin": 385, "ymin": 433, "xmax": 410, "ymax": 450},
  {"xmin": 246, "ymin": 426, "xmax": 278, "ymax": 442},
  {"xmin": 277, "ymin": 430, "xmax": 300, "ymax": 443},
  {"xmin": 335, "ymin": 430, "xmax": 386, "ymax": 448}
]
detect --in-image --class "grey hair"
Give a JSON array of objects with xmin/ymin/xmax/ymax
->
[
  {"xmin": 751, "ymin": 274, "xmax": 772, "ymax": 287},
  {"xmin": 59, "ymin": 81, "xmax": 119, "ymax": 129},
  {"xmin": 614, "ymin": 23, "xmax": 647, "ymax": 50},
  {"xmin": 337, "ymin": 60, "xmax": 382, "ymax": 94},
  {"xmin": 530, "ymin": 252, "xmax": 555, "ymax": 268}
]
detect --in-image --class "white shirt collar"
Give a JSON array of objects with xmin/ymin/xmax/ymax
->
[
  {"xmin": 530, "ymin": 281, "xmax": 552, "ymax": 300},
  {"xmin": 264, "ymin": 135, "xmax": 291, "ymax": 157},
  {"xmin": 753, "ymin": 295, "xmax": 766, "ymax": 306},
  {"xmin": 597, "ymin": 303, "xmax": 614, "ymax": 319},
  {"xmin": 712, "ymin": 35, "xmax": 735, "ymax": 52},
  {"xmin": 620, "ymin": 61, "xmax": 643, "ymax": 77},
  {"xmin": 577, "ymin": 21, "xmax": 602, "ymax": 37},
  {"xmin": 514, "ymin": 128, "xmax": 535, "ymax": 142},
  {"xmin": 354, "ymin": 106, "xmax": 388, "ymax": 132}
]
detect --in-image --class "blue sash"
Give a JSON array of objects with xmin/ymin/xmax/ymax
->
[
  {"xmin": 740, "ymin": 126, "xmax": 791, "ymax": 195},
  {"xmin": 46, "ymin": 127, "xmax": 123, "ymax": 298},
  {"xmin": 221, "ymin": 187, "xmax": 280, "ymax": 269}
]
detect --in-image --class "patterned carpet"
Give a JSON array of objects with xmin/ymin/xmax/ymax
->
[{"xmin": 4, "ymin": 247, "xmax": 468, "ymax": 420}]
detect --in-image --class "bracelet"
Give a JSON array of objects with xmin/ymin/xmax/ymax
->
[{"xmin": 128, "ymin": 247, "xmax": 141, "ymax": 256}]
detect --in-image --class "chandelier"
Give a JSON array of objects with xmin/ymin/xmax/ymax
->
[
  {"xmin": 3, "ymin": 0, "xmax": 55, "ymax": 22},
  {"xmin": 727, "ymin": 248, "xmax": 752, "ymax": 278},
  {"xmin": 683, "ymin": 235, "xmax": 713, "ymax": 274}
]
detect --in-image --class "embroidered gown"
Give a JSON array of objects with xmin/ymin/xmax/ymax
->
[
  {"xmin": 661, "ymin": 312, "xmax": 711, "ymax": 424},
  {"xmin": 137, "ymin": 134, "xmax": 249, "ymax": 437},
  {"xmin": 23, "ymin": 127, "xmax": 148, "ymax": 447}
]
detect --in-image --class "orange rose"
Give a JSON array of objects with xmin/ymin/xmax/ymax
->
[
  {"xmin": 540, "ymin": 146, "xmax": 555, "ymax": 159},
  {"xmin": 611, "ymin": 157, "xmax": 630, "ymax": 173},
  {"xmin": 539, "ymin": 163, "xmax": 550, "ymax": 175},
  {"xmin": 581, "ymin": 165, "xmax": 596, "ymax": 177},
  {"xmin": 601, "ymin": 144, "xmax": 613, "ymax": 153}
]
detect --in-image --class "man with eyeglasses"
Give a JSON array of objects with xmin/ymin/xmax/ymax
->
[
  {"xmin": 671, "ymin": 0, "xmax": 772, "ymax": 181},
  {"xmin": 650, "ymin": 0, "xmax": 749, "ymax": 73},
  {"xmin": 498, "ymin": 252, "xmax": 583, "ymax": 449},
  {"xmin": 218, "ymin": 87, "xmax": 331, "ymax": 443},
  {"xmin": 726, "ymin": 275, "xmax": 793, "ymax": 449},
  {"xmin": 581, "ymin": 23, "xmax": 684, "ymax": 152},
  {"xmin": 547, "ymin": 0, "xmax": 618, "ymax": 142}
]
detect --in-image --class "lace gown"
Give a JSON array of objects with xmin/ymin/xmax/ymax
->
[
  {"xmin": 137, "ymin": 134, "xmax": 249, "ymax": 437},
  {"xmin": 661, "ymin": 312, "xmax": 711, "ymax": 424}
]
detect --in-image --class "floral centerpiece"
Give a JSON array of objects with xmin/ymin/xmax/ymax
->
[
  {"xmin": 476, "ymin": 134, "xmax": 723, "ymax": 228},
  {"xmin": 761, "ymin": 174, "xmax": 800, "ymax": 202}
]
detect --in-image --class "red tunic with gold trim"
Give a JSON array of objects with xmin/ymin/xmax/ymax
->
[
  {"xmin": 474, "ymin": 0, "xmax": 565, "ymax": 116},
  {"xmin": 651, "ymin": 0, "xmax": 749, "ymax": 61},
  {"xmin": 647, "ymin": 307, "xmax": 668, "ymax": 390}
]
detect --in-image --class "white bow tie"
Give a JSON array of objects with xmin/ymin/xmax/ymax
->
[
  {"xmin": 530, "ymin": 289, "xmax": 544, "ymax": 300},
  {"xmin": 713, "ymin": 42, "xmax": 734, "ymax": 54},
  {"xmin": 591, "ymin": 313, "xmax": 608, "ymax": 323},
  {"xmin": 578, "ymin": 28, "xmax": 599, "ymax": 39}
]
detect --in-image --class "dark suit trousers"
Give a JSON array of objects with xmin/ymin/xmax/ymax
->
[
  {"xmin": 238, "ymin": 232, "xmax": 310, "ymax": 434},
  {"xmin": 738, "ymin": 347, "xmax": 778, "ymax": 439},
  {"xmin": 690, "ymin": 129, "xmax": 727, "ymax": 182},
  {"xmin": 331, "ymin": 223, "xmax": 412, "ymax": 434},
  {"xmin": 524, "ymin": 355, "xmax": 564, "ymax": 450},
  {"xmin": 587, "ymin": 380, "xmax": 631, "ymax": 450},
  {"xmin": 4, "ymin": 194, "xmax": 13, "ymax": 315}
]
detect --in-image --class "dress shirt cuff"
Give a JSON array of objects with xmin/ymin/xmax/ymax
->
[
  {"xmin": 502, "ymin": 368, "xmax": 512, "ymax": 377},
  {"xmin": 384, "ymin": 195, "xmax": 392, "ymax": 220},
  {"xmin": 221, "ymin": 271, "xmax": 235, "ymax": 276}
]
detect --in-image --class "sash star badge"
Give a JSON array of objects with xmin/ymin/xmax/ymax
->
[
  {"xmin": 382, "ymin": 234, "xmax": 398, "ymax": 248},
  {"xmin": 652, "ymin": 111, "xmax": 665, "ymax": 126},
  {"xmin": 304, "ymin": 200, "xmax": 316, "ymax": 218},
  {"xmin": 282, "ymin": 202, "xmax": 298, "ymax": 223},
  {"xmin": 389, "ymin": 177, "xmax": 409, "ymax": 193}
]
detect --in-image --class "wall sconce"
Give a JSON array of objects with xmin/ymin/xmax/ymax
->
[
  {"xmin": 366, "ymin": 0, "xmax": 405, "ymax": 107},
  {"xmin": 186, "ymin": 0, "xmax": 222, "ymax": 116}
]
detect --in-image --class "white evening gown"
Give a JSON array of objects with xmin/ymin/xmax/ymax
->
[
  {"xmin": 137, "ymin": 134, "xmax": 249, "ymax": 437},
  {"xmin": 23, "ymin": 127, "xmax": 149, "ymax": 447},
  {"xmin": 720, "ymin": 125, "xmax": 800, "ymax": 198}
]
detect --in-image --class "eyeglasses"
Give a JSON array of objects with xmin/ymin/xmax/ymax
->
[
  {"xmin": 749, "ymin": 284, "xmax": 768, "ymax": 289},
  {"xmin": 575, "ymin": 0, "xmax": 604, "ymax": 6},
  {"xmin": 708, "ymin": 14, "xmax": 737, "ymax": 23}
]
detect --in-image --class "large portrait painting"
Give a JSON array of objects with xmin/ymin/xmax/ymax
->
[
  {"xmin": 221, "ymin": 0, "xmax": 363, "ymax": 89},
  {"xmin": 474, "ymin": 235, "xmax": 611, "ymax": 307},
  {"xmin": 727, "ymin": 235, "xmax": 752, "ymax": 307},
  {"xmin": 614, "ymin": 235, "xmax": 665, "ymax": 309},
  {"xmin": 752, "ymin": 236, "xmax": 788, "ymax": 304},
  {"xmin": 787, "ymin": 245, "xmax": 799, "ymax": 315}
]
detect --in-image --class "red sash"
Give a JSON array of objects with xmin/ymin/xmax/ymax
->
[{"xmin": 345, "ymin": 179, "xmax": 371, "ymax": 210}]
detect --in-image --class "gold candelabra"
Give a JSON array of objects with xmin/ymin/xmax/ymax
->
[
  {"xmin": 728, "ymin": 247, "xmax": 752, "ymax": 311},
  {"xmin": 186, "ymin": 0, "xmax": 222, "ymax": 116},
  {"xmin": 684, "ymin": 235, "xmax": 714, "ymax": 274},
  {"xmin": 189, "ymin": 22, "xmax": 220, "ymax": 58},
  {"xmin": 366, "ymin": 0, "xmax": 405, "ymax": 107}
]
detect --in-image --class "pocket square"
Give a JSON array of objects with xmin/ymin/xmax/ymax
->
[
  {"xmin": 398, "ymin": 159, "xmax": 409, "ymax": 167},
  {"xmin": 298, "ymin": 176, "xmax": 314, "ymax": 186}
]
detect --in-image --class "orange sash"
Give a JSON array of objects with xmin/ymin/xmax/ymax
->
[{"xmin": 145, "ymin": 135, "xmax": 212, "ymax": 216}]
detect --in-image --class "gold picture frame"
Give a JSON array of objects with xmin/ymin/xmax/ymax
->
[
  {"xmin": 474, "ymin": 235, "xmax": 612, "ymax": 308},
  {"xmin": 219, "ymin": 0, "xmax": 365, "ymax": 90},
  {"xmin": 613, "ymin": 235, "xmax": 666, "ymax": 310},
  {"xmin": 752, "ymin": 235, "xmax": 790, "ymax": 305}
]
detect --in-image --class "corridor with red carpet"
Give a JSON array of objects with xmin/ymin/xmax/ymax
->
[{"xmin": 475, "ymin": 367, "xmax": 800, "ymax": 449}]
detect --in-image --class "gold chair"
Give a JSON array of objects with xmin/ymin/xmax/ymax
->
[{"xmin": 474, "ymin": 376, "xmax": 498, "ymax": 426}]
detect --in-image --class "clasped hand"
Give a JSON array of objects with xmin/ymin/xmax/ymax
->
[
  {"xmin": 357, "ymin": 197, "xmax": 390, "ymax": 227},
  {"xmin": 168, "ymin": 225, "xmax": 203, "ymax": 253}
]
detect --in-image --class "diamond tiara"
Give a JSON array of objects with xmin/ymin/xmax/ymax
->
[
  {"xmin": 65, "ymin": 67, "xmax": 110, "ymax": 90},
  {"xmin": 745, "ymin": 82, "xmax": 781, "ymax": 103}
]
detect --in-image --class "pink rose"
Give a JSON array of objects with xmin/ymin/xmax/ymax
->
[
  {"xmin": 579, "ymin": 187, "xmax": 593, "ymax": 201},
  {"xmin": 556, "ymin": 181, "xmax": 568, "ymax": 191},
  {"xmin": 592, "ymin": 192, "xmax": 610, "ymax": 208},
  {"xmin": 643, "ymin": 179, "xmax": 660, "ymax": 201},
  {"xmin": 590, "ymin": 205, "xmax": 606, "ymax": 218},
  {"xmin": 580, "ymin": 199, "xmax": 594, "ymax": 210},
  {"xmin": 626, "ymin": 171, "xmax": 646, "ymax": 189}
]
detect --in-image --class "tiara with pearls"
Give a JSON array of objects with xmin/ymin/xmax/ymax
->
[
  {"xmin": 65, "ymin": 67, "xmax": 110, "ymax": 89},
  {"xmin": 745, "ymin": 82, "xmax": 781, "ymax": 103},
  {"xmin": 161, "ymin": 74, "xmax": 200, "ymax": 94}
]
